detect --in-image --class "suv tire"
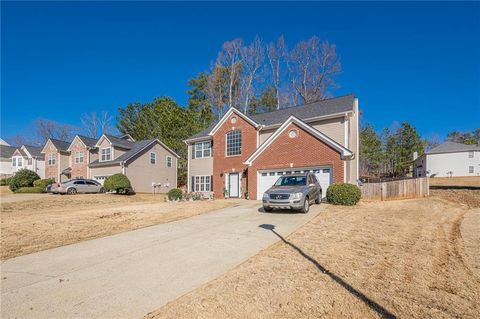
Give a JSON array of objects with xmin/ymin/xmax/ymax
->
[
  {"xmin": 315, "ymin": 191, "xmax": 322, "ymax": 204},
  {"xmin": 263, "ymin": 206, "xmax": 273, "ymax": 212},
  {"xmin": 301, "ymin": 197, "xmax": 310, "ymax": 213}
]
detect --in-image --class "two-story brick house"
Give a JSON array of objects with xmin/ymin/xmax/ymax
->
[
  {"xmin": 41, "ymin": 138, "xmax": 72, "ymax": 182},
  {"xmin": 66, "ymin": 135, "xmax": 99, "ymax": 179},
  {"xmin": 185, "ymin": 94, "xmax": 359, "ymax": 200}
]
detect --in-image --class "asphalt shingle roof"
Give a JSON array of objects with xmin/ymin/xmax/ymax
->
[
  {"xmin": 186, "ymin": 94, "xmax": 355, "ymax": 141},
  {"xmin": 0, "ymin": 145, "xmax": 16, "ymax": 158},
  {"xmin": 89, "ymin": 139, "xmax": 156, "ymax": 167},
  {"xmin": 77, "ymin": 135, "xmax": 99, "ymax": 148},
  {"xmin": 426, "ymin": 141, "xmax": 480, "ymax": 154},
  {"xmin": 50, "ymin": 138, "xmax": 71, "ymax": 152},
  {"xmin": 23, "ymin": 145, "xmax": 43, "ymax": 158},
  {"xmin": 105, "ymin": 134, "xmax": 135, "ymax": 149}
]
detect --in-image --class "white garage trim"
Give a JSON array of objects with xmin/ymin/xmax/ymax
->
[
  {"xmin": 244, "ymin": 115, "xmax": 353, "ymax": 166},
  {"xmin": 256, "ymin": 166, "xmax": 333, "ymax": 200}
]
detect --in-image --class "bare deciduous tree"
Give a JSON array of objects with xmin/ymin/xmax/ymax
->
[
  {"xmin": 216, "ymin": 38, "xmax": 243, "ymax": 109},
  {"xmin": 81, "ymin": 111, "xmax": 113, "ymax": 138},
  {"xmin": 240, "ymin": 36, "xmax": 265, "ymax": 114},
  {"xmin": 267, "ymin": 35, "xmax": 287, "ymax": 110},
  {"xmin": 34, "ymin": 118, "xmax": 76, "ymax": 143},
  {"xmin": 287, "ymin": 36, "xmax": 341, "ymax": 105}
]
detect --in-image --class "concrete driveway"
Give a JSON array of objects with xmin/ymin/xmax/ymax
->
[{"xmin": 1, "ymin": 200, "xmax": 324, "ymax": 319}]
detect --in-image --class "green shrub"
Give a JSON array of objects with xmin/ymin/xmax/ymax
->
[
  {"xmin": 33, "ymin": 178, "xmax": 56, "ymax": 190},
  {"xmin": 9, "ymin": 169, "xmax": 40, "ymax": 192},
  {"xmin": 167, "ymin": 188, "xmax": 183, "ymax": 201},
  {"xmin": 15, "ymin": 186, "xmax": 45, "ymax": 193},
  {"xmin": 0, "ymin": 177, "xmax": 12, "ymax": 186},
  {"xmin": 103, "ymin": 173, "xmax": 132, "ymax": 194},
  {"xmin": 326, "ymin": 183, "xmax": 361, "ymax": 206}
]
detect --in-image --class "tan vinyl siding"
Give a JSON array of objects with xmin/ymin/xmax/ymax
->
[
  {"xmin": 90, "ymin": 165, "xmax": 122, "ymax": 182},
  {"xmin": 309, "ymin": 117, "xmax": 345, "ymax": 146},
  {"xmin": 347, "ymin": 102, "xmax": 359, "ymax": 183},
  {"xmin": 125, "ymin": 142, "xmax": 177, "ymax": 193},
  {"xmin": 259, "ymin": 128, "xmax": 276, "ymax": 145},
  {"xmin": 113, "ymin": 147, "xmax": 127, "ymax": 159},
  {"xmin": 187, "ymin": 142, "xmax": 213, "ymax": 195}
]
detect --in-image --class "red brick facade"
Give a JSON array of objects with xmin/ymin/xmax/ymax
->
[
  {"xmin": 212, "ymin": 112, "xmax": 258, "ymax": 199},
  {"xmin": 246, "ymin": 123, "xmax": 344, "ymax": 199},
  {"xmin": 70, "ymin": 139, "xmax": 88, "ymax": 179},
  {"xmin": 44, "ymin": 142, "xmax": 59, "ymax": 181}
]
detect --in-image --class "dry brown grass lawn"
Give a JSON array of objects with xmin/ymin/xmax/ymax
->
[
  {"xmin": 146, "ymin": 192, "xmax": 480, "ymax": 319},
  {"xmin": 0, "ymin": 193, "xmax": 241, "ymax": 260},
  {"xmin": 430, "ymin": 176, "xmax": 480, "ymax": 187}
]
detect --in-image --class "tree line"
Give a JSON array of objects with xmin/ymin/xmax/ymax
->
[{"xmin": 360, "ymin": 124, "xmax": 479, "ymax": 178}]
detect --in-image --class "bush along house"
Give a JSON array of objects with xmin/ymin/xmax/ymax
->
[{"xmin": 185, "ymin": 94, "xmax": 359, "ymax": 200}]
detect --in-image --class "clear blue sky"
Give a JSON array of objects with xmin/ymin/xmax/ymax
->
[{"xmin": 2, "ymin": 1, "xmax": 479, "ymax": 141}]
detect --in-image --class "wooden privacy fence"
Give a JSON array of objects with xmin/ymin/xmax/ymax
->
[{"xmin": 360, "ymin": 177, "xmax": 429, "ymax": 201}]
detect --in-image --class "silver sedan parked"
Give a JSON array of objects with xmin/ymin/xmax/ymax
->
[
  {"xmin": 50, "ymin": 179, "xmax": 105, "ymax": 195},
  {"xmin": 262, "ymin": 173, "xmax": 322, "ymax": 213}
]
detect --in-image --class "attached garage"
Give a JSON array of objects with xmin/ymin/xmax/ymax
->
[{"xmin": 257, "ymin": 166, "xmax": 332, "ymax": 200}]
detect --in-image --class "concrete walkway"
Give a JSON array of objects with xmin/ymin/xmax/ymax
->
[{"xmin": 1, "ymin": 200, "xmax": 324, "ymax": 319}]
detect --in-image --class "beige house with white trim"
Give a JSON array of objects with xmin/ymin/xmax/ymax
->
[{"xmin": 89, "ymin": 134, "xmax": 179, "ymax": 193}]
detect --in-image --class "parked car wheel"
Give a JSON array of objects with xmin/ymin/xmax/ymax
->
[
  {"xmin": 263, "ymin": 206, "xmax": 273, "ymax": 212},
  {"xmin": 301, "ymin": 197, "xmax": 310, "ymax": 213},
  {"xmin": 315, "ymin": 191, "xmax": 322, "ymax": 204},
  {"xmin": 99, "ymin": 187, "xmax": 105, "ymax": 194},
  {"xmin": 67, "ymin": 187, "xmax": 77, "ymax": 195}
]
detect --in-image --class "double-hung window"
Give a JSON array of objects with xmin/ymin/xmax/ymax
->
[
  {"xmin": 101, "ymin": 148, "xmax": 112, "ymax": 161},
  {"xmin": 75, "ymin": 151, "xmax": 84, "ymax": 164},
  {"xmin": 195, "ymin": 141, "xmax": 211, "ymax": 158},
  {"xmin": 166, "ymin": 156, "xmax": 172, "ymax": 168},
  {"xmin": 194, "ymin": 175, "xmax": 211, "ymax": 192},
  {"xmin": 48, "ymin": 154, "xmax": 56, "ymax": 165},
  {"xmin": 150, "ymin": 152, "xmax": 156, "ymax": 164},
  {"xmin": 469, "ymin": 166, "xmax": 474, "ymax": 174},
  {"xmin": 12, "ymin": 158, "xmax": 16, "ymax": 167},
  {"xmin": 468, "ymin": 151, "xmax": 474, "ymax": 158},
  {"xmin": 226, "ymin": 130, "xmax": 242, "ymax": 156},
  {"xmin": 17, "ymin": 157, "xmax": 23, "ymax": 167}
]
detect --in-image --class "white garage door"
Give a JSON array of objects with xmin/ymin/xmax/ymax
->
[{"xmin": 257, "ymin": 167, "xmax": 332, "ymax": 200}]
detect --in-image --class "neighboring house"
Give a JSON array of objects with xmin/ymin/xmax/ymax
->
[
  {"xmin": 414, "ymin": 141, "xmax": 480, "ymax": 177},
  {"xmin": 11, "ymin": 145, "xmax": 45, "ymax": 178},
  {"xmin": 41, "ymin": 138, "xmax": 72, "ymax": 182},
  {"xmin": 185, "ymin": 94, "xmax": 360, "ymax": 200},
  {"xmin": 66, "ymin": 135, "xmax": 99, "ymax": 179},
  {"xmin": 0, "ymin": 138, "xmax": 10, "ymax": 146},
  {"xmin": 88, "ymin": 134, "xmax": 179, "ymax": 193},
  {"xmin": 0, "ymin": 144, "xmax": 16, "ymax": 178}
]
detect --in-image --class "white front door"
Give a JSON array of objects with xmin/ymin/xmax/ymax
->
[
  {"xmin": 257, "ymin": 167, "xmax": 332, "ymax": 200},
  {"xmin": 228, "ymin": 173, "xmax": 239, "ymax": 198}
]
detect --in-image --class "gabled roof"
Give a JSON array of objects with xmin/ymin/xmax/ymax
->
[
  {"xmin": 96, "ymin": 134, "xmax": 136, "ymax": 149},
  {"xmin": 426, "ymin": 141, "xmax": 480, "ymax": 154},
  {"xmin": 89, "ymin": 139, "xmax": 180, "ymax": 168},
  {"xmin": 67, "ymin": 135, "xmax": 98, "ymax": 151},
  {"xmin": 119, "ymin": 134, "xmax": 135, "ymax": 141},
  {"xmin": 22, "ymin": 145, "xmax": 43, "ymax": 158},
  {"xmin": 244, "ymin": 115, "xmax": 354, "ymax": 166},
  {"xmin": 209, "ymin": 107, "xmax": 260, "ymax": 136},
  {"xmin": 0, "ymin": 145, "xmax": 16, "ymax": 158},
  {"xmin": 185, "ymin": 94, "xmax": 356, "ymax": 142},
  {"xmin": 41, "ymin": 138, "xmax": 71, "ymax": 153}
]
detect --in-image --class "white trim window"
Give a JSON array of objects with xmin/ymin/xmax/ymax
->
[
  {"xmin": 75, "ymin": 151, "xmax": 84, "ymax": 164},
  {"xmin": 150, "ymin": 152, "xmax": 157, "ymax": 164},
  {"xmin": 469, "ymin": 166, "xmax": 474, "ymax": 174},
  {"xmin": 226, "ymin": 130, "xmax": 242, "ymax": 156},
  {"xmin": 195, "ymin": 141, "xmax": 211, "ymax": 158},
  {"xmin": 166, "ymin": 156, "xmax": 172, "ymax": 168},
  {"xmin": 101, "ymin": 147, "xmax": 112, "ymax": 161},
  {"xmin": 194, "ymin": 175, "xmax": 211, "ymax": 192},
  {"xmin": 11, "ymin": 157, "xmax": 16, "ymax": 167},
  {"xmin": 468, "ymin": 151, "xmax": 474, "ymax": 158},
  {"xmin": 17, "ymin": 157, "xmax": 23, "ymax": 167},
  {"xmin": 48, "ymin": 154, "xmax": 56, "ymax": 165}
]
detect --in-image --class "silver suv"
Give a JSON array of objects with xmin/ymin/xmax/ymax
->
[
  {"xmin": 50, "ymin": 179, "xmax": 105, "ymax": 195},
  {"xmin": 262, "ymin": 173, "xmax": 322, "ymax": 213}
]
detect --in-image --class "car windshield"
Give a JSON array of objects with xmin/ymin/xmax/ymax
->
[{"xmin": 274, "ymin": 176, "xmax": 307, "ymax": 186}]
